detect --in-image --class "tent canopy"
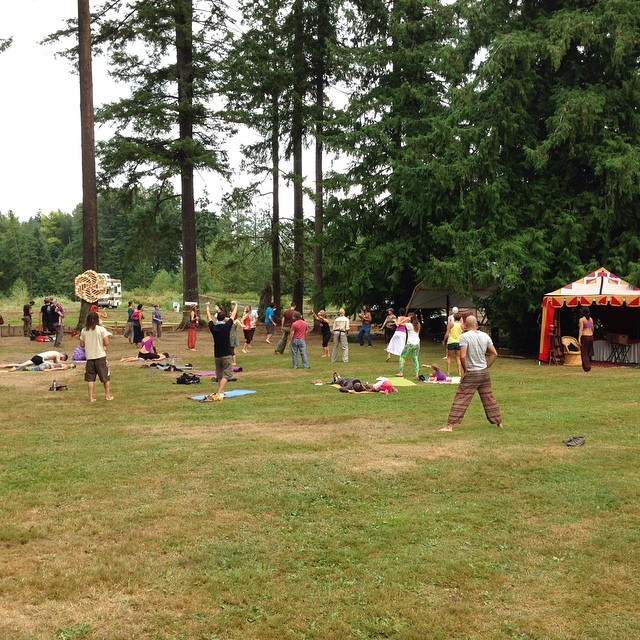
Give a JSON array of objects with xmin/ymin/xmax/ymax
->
[
  {"xmin": 406, "ymin": 284, "xmax": 495, "ymax": 311},
  {"xmin": 539, "ymin": 267, "xmax": 640, "ymax": 361}
]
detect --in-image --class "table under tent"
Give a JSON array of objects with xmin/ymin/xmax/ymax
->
[{"xmin": 539, "ymin": 267, "xmax": 640, "ymax": 365}]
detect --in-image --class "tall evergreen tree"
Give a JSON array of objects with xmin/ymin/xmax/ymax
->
[
  {"xmin": 323, "ymin": 0, "xmax": 460, "ymax": 309},
  {"xmin": 428, "ymin": 0, "xmax": 640, "ymax": 349},
  {"xmin": 86, "ymin": 0, "xmax": 228, "ymax": 315},
  {"xmin": 220, "ymin": 0, "xmax": 293, "ymax": 314}
]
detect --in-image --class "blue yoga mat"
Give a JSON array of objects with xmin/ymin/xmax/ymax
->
[{"xmin": 190, "ymin": 389, "xmax": 257, "ymax": 401}]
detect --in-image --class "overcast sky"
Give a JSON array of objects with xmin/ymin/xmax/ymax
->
[
  {"xmin": 1, "ymin": 1, "xmax": 340, "ymax": 224},
  {"xmin": 1, "ymin": 1, "xmax": 98, "ymax": 219}
]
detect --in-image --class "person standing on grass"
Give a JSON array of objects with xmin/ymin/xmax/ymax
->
[
  {"xmin": 381, "ymin": 308, "xmax": 397, "ymax": 360},
  {"xmin": 132, "ymin": 303, "xmax": 145, "ymax": 346},
  {"xmin": 442, "ymin": 312, "xmax": 464, "ymax": 376},
  {"xmin": 578, "ymin": 307, "xmax": 594, "ymax": 373},
  {"xmin": 80, "ymin": 311, "xmax": 113, "ymax": 403},
  {"xmin": 124, "ymin": 300, "xmax": 135, "ymax": 343},
  {"xmin": 275, "ymin": 302, "xmax": 296, "ymax": 354},
  {"xmin": 152, "ymin": 304, "xmax": 163, "ymax": 338},
  {"xmin": 241, "ymin": 305, "xmax": 256, "ymax": 353},
  {"xmin": 397, "ymin": 311, "xmax": 421, "ymax": 379},
  {"xmin": 440, "ymin": 315, "xmax": 502, "ymax": 432},
  {"xmin": 206, "ymin": 300, "xmax": 238, "ymax": 399},
  {"xmin": 53, "ymin": 299, "xmax": 65, "ymax": 347},
  {"xmin": 187, "ymin": 304, "xmax": 198, "ymax": 351},
  {"xmin": 331, "ymin": 308, "xmax": 350, "ymax": 363},
  {"xmin": 290, "ymin": 311, "xmax": 310, "ymax": 369},
  {"xmin": 22, "ymin": 300, "xmax": 35, "ymax": 337},
  {"xmin": 264, "ymin": 303, "xmax": 276, "ymax": 344},
  {"xmin": 357, "ymin": 304, "xmax": 373, "ymax": 347},
  {"xmin": 40, "ymin": 296, "xmax": 57, "ymax": 336},
  {"xmin": 311, "ymin": 308, "xmax": 331, "ymax": 358}
]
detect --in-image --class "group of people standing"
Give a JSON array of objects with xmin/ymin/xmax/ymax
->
[{"xmin": 23, "ymin": 297, "xmax": 66, "ymax": 346}]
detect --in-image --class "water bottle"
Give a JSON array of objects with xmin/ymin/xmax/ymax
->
[{"xmin": 52, "ymin": 380, "xmax": 57, "ymax": 391}]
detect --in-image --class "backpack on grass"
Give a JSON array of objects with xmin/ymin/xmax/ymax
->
[{"xmin": 176, "ymin": 372, "xmax": 200, "ymax": 385}]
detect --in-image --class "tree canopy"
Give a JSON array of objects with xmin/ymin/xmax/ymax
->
[{"xmin": 14, "ymin": 0, "xmax": 640, "ymax": 352}]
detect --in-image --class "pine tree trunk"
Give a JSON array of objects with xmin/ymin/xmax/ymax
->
[
  {"xmin": 313, "ymin": 0, "xmax": 327, "ymax": 310},
  {"xmin": 175, "ymin": 0, "xmax": 199, "ymax": 329},
  {"xmin": 77, "ymin": 0, "xmax": 99, "ymax": 330},
  {"xmin": 291, "ymin": 0, "xmax": 305, "ymax": 313},
  {"xmin": 271, "ymin": 92, "xmax": 282, "ymax": 316}
]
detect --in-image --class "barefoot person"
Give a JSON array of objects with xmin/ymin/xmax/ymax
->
[
  {"xmin": 206, "ymin": 300, "xmax": 238, "ymax": 400},
  {"xmin": 6, "ymin": 350, "xmax": 69, "ymax": 370},
  {"xmin": 440, "ymin": 315, "xmax": 502, "ymax": 432},
  {"xmin": 80, "ymin": 311, "xmax": 113, "ymax": 402}
]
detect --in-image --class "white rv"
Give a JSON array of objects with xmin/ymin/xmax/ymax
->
[{"xmin": 97, "ymin": 274, "xmax": 122, "ymax": 308}]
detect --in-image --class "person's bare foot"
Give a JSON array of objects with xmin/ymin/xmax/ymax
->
[
  {"xmin": 106, "ymin": 396, "xmax": 114, "ymax": 401},
  {"xmin": 89, "ymin": 398, "xmax": 96, "ymax": 403},
  {"xmin": 438, "ymin": 426, "xmax": 453, "ymax": 432}
]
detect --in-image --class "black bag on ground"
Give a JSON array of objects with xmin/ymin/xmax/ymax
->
[{"xmin": 176, "ymin": 372, "xmax": 200, "ymax": 385}]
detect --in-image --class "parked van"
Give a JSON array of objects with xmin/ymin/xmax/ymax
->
[{"xmin": 97, "ymin": 274, "xmax": 122, "ymax": 308}]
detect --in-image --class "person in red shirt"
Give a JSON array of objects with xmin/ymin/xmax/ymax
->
[{"xmin": 289, "ymin": 311, "xmax": 310, "ymax": 369}]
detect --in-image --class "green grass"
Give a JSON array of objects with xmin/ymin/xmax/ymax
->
[{"xmin": 1, "ymin": 329, "xmax": 639, "ymax": 639}]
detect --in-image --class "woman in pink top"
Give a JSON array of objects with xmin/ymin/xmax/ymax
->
[{"xmin": 578, "ymin": 307, "xmax": 594, "ymax": 372}]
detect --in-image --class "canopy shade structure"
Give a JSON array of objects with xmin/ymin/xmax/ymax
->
[
  {"xmin": 538, "ymin": 267, "xmax": 640, "ymax": 362},
  {"xmin": 406, "ymin": 284, "xmax": 495, "ymax": 311}
]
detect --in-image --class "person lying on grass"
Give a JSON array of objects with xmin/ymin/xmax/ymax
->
[
  {"xmin": 4, "ymin": 350, "xmax": 69, "ymax": 371},
  {"xmin": 332, "ymin": 373, "xmax": 398, "ymax": 394},
  {"xmin": 11, "ymin": 361, "xmax": 76, "ymax": 372}
]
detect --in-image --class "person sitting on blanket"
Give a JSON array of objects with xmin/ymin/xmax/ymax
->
[
  {"xmin": 7, "ymin": 350, "xmax": 69, "ymax": 371},
  {"xmin": 428, "ymin": 363, "xmax": 450, "ymax": 382},
  {"xmin": 120, "ymin": 333, "xmax": 169, "ymax": 362}
]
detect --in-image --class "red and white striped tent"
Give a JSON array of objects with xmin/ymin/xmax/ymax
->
[{"xmin": 538, "ymin": 267, "xmax": 640, "ymax": 362}]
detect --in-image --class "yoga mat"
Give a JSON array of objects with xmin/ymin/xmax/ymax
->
[
  {"xmin": 378, "ymin": 376, "xmax": 415, "ymax": 386},
  {"xmin": 189, "ymin": 389, "xmax": 256, "ymax": 401}
]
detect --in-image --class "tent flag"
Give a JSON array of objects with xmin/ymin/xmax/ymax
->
[{"xmin": 538, "ymin": 267, "xmax": 640, "ymax": 362}]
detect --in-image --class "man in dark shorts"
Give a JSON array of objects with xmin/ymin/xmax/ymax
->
[{"xmin": 206, "ymin": 300, "xmax": 238, "ymax": 399}]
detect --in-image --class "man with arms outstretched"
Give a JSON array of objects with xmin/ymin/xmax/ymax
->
[
  {"xmin": 440, "ymin": 315, "xmax": 502, "ymax": 432},
  {"xmin": 206, "ymin": 300, "xmax": 238, "ymax": 400}
]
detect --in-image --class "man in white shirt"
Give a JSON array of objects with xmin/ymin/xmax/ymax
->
[
  {"xmin": 80, "ymin": 311, "xmax": 113, "ymax": 402},
  {"xmin": 440, "ymin": 315, "xmax": 502, "ymax": 431}
]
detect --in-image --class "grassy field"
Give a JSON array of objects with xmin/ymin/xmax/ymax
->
[{"xmin": 0, "ymin": 322, "xmax": 639, "ymax": 640}]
